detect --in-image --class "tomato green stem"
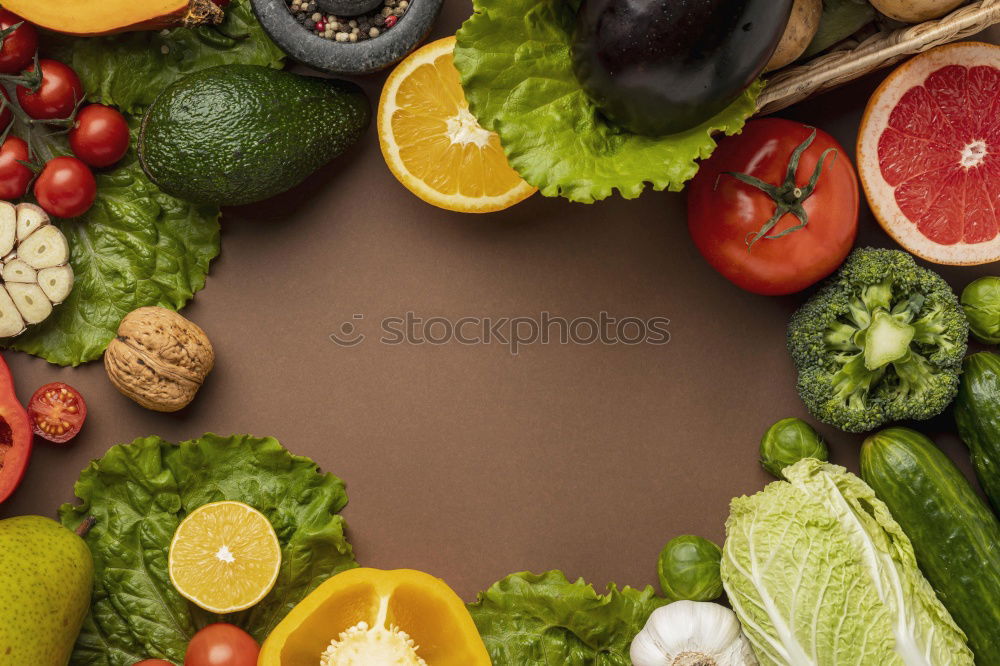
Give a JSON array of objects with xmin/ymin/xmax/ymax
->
[{"xmin": 721, "ymin": 128, "xmax": 838, "ymax": 252}]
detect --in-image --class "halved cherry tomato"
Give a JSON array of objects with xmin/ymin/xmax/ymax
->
[
  {"xmin": 0, "ymin": 10, "xmax": 37, "ymax": 74},
  {"xmin": 16, "ymin": 59, "xmax": 83, "ymax": 120},
  {"xmin": 0, "ymin": 136, "xmax": 32, "ymax": 200},
  {"xmin": 185, "ymin": 624, "xmax": 259, "ymax": 666},
  {"xmin": 687, "ymin": 118, "xmax": 859, "ymax": 296},
  {"xmin": 0, "ymin": 353, "xmax": 32, "ymax": 504},
  {"xmin": 27, "ymin": 382, "xmax": 87, "ymax": 444},
  {"xmin": 70, "ymin": 104, "xmax": 130, "ymax": 168},
  {"xmin": 34, "ymin": 156, "xmax": 96, "ymax": 218}
]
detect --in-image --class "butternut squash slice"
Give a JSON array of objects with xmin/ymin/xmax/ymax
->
[
  {"xmin": 0, "ymin": 0, "xmax": 223, "ymax": 37},
  {"xmin": 259, "ymin": 568, "xmax": 492, "ymax": 666}
]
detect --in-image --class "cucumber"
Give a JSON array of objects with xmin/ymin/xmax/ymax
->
[
  {"xmin": 861, "ymin": 427, "xmax": 1000, "ymax": 666},
  {"xmin": 955, "ymin": 352, "xmax": 1000, "ymax": 514}
]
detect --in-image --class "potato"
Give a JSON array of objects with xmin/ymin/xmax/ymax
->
[
  {"xmin": 870, "ymin": 0, "xmax": 965, "ymax": 23},
  {"xmin": 765, "ymin": 0, "xmax": 823, "ymax": 72}
]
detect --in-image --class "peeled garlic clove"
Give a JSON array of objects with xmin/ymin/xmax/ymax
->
[
  {"xmin": 37, "ymin": 265, "xmax": 73, "ymax": 304},
  {"xmin": 0, "ymin": 286, "xmax": 25, "ymax": 337},
  {"xmin": 6, "ymin": 282, "xmax": 52, "ymax": 324},
  {"xmin": 15, "ymin": 203, "xmax": 48, "ymax": 242},
  {"xmin": 0, "ymin": 202, "xmax": 15, "ymax": 258},
  {"xmin": 2, "ymin": 258, "xmax": 36, "ymax": 284},
  {"xmin": 18, "ymin": 225, "xmax": 69, "ymax": 270}
]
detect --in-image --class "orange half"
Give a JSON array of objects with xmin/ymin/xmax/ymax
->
[{"xmin": 378, "ymin": 36, "xmax": 536, "ymax": 213}]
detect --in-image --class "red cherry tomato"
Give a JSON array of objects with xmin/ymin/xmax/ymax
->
[
  {"xmin": 0, "ymin": 10, "xmax": 37, "ymax": 74},
  {"xmin": 185, "ymin": 624, "xmax": 259, "ymax": 666},
  {"xmin": 687, "ymin": 118, "xmax": 859, "ymax": 296},
  {"xmin": 34, "ymin": 156, "xmax": 96, "ymax": 218},
  {"xmin": 16, "ymin": 59, "xmax": 83, "ymax": 121},
  {"xmin": 0, "ymin": 136, "xmax": 32, "ymax": 200},
  {"xmin": 133, "ymin": 661, "xmax": 175, "ymax": 666},
  {"xmin": 70, "ymin": 104, "xmax": 130, "ymax": 168},
  {"xmin": 27, "ymin": 382, "xmax": 87, "ymax": 444}
]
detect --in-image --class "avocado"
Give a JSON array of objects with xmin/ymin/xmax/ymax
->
[
  {"xmin": 0, "ymin": 515, "xmax": 93, "ymax": 664},
  {"xmin": 572, "ymin": 0, "xmax": 793, "ymax": 136},
  {"xmin": 139, "ymin": 65, "xmax": 370, "ymax": 206}
]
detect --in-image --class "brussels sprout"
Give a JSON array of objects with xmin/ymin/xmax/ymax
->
[
  {"xmin": 657, "ymin": 535, "xmax": 723, "ymax": 602},
  {"xmin": 961, "ymin": 277, "xmax": 1000, "ymax": 345},
  {"xmin": 760, "ymin": 417, "xmax": 828, "ymax": 478}
]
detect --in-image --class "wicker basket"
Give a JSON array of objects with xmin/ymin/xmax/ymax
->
[{"xmin": 758, "ymin": 0, "xmax": 1000, "ymax": 115}]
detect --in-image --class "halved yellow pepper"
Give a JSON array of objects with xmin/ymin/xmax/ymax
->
[{"xmin": 259, "ymin": 568, "xmax": 492, "ymax": 666}]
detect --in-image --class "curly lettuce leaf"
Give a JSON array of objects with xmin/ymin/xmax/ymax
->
[
  {"xmin": 59, "ymin": 434, "xmax": 358, "ymax": 666},
  {"xmin": 44, "ymin": 0, "xmax": 285, "ymax": 114},
  {"xmin": 6, "ymin": 158, "xmax": 220, "ymax": 366},
  {"xmin": 468, "ymin": 571, "xmax": 666, "ymax": 664},
  {"xmin": 454, "ymin": 0, "xmax": 763, "ymax": 204},
  {"xmin": 721, "ymin": 459, "xmax": 972, "ymax": 665}
]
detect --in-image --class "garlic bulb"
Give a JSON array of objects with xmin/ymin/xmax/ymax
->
[{"xmin": 630, "ymin": 600, "xmax": 757, "ymax": 666}]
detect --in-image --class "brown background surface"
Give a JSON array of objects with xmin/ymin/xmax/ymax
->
[{"xmin": 1, "ymin": 3, "xmax": 998, "ymax": 602}]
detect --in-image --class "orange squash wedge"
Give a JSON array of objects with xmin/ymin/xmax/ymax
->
[
  {"xmin": 0, "ymin": 0, "xmax": 223, "ymax": 37},
  {"xmin": 259, "ymin": 568, "xmax": 491, "ymax": 666}
]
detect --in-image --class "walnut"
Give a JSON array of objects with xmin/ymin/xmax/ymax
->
[{"xmin": 104, "ymin": 306, "xmax": 215, "ymax": 412}]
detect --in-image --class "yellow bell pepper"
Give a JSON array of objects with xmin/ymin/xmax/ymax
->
[{"xmin": 259, "ymin": 567, "xmax": 492, "ymax": 666}]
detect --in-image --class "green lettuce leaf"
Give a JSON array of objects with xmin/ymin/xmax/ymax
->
[
  {"xmin": 468, "ymin": 570, "xmax": 666, "ymax": 664},
  {"xmin": 721, "ymin": 458, "xmax": 972, "ymax": 666},
  {"xmin": 454, "ymin": 0, "xmax": 763, "ymax": 204},
  {"xmin": 59, "ymin": 434, "xmax": 358, "ymax": 665},
  {"xmin": 6, "ymin": 158, "xmax": 220, "ymax": 366},
  {"xmin": 44, "ymin": 0, "xmax": 285, "ymax": 114}
]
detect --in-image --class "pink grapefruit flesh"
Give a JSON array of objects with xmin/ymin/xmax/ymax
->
[{"xmin": 858, "ymin": 42, "xmax": 1000, "ymax": 265}]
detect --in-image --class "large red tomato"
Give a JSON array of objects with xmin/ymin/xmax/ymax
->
[{"xmin": 687, "ymin": 118, "xmax": 859, "ymax": 296}]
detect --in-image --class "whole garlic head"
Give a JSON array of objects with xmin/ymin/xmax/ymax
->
[{"xmin": 630, "ymin": 601, "xmax": 757, "ymax": 666}]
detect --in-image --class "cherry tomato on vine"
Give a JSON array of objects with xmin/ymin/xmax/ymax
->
[
  {"xmin": 70, "ymin": 104, "xmax": 130, "ymax": 168},
  {"xmin": 16, "ymin": 59, "xmax": 83, "ymax": 120},
  {"xmin": 34, "ymin": 156, "xmax": 96, "ymax": 218},
  {"xmin": 0, "ymin": 10, "xmax": 37, "ymax": 74},
  {"xmin": 27, "ymin": 382, "xmax": 87, "ymax": 444},
  {"xmin": 0, "ymin": 136, "xmax": 32, "ymax": 200},
  {"xmin": 687, "ymin": 118, "xmax": 859, "ymax": 296},
  {"xmin": 185, "ymin": 624, "xmax": 259, "ymax": 666}
]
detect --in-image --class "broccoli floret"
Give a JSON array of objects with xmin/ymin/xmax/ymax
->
[{"xmin": 787, "ymin": 248, "xmax": 968, "ymax": 433}]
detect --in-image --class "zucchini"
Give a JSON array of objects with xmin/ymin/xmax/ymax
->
[
  {"xmin": 955, "ymin": 352, "xmax": 1000, "ymax": 514},
  {"xmin": 861, "ymin": 427, "xmax": 1000, "ymax": 666}
]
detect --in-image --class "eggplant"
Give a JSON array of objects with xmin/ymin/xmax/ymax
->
[{"xmin": 572, "ymin": 0, "xmax": 793, "ymax": 136}]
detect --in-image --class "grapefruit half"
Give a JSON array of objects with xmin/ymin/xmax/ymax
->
[{"xmin": 858, "ymin": 42, "xmax": 1000, "ymax": 265}]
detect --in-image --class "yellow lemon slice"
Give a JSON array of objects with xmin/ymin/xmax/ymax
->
[
  {"xmin": 378, "ymin": 36, "xmax": 536, "ymax": 213},
  {"xmin": 168, "ymin": 500, "xmax": 281, "ymax": 613}
]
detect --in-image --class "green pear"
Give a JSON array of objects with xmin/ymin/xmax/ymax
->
[{"xmin": 0, "ymin": 515, "xmax": 93, "ymax": 665}]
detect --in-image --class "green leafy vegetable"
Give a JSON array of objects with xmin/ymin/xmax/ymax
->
[
  {"xmin": 468, "ymin": 570, "xmax": 666, "ymax": 665},
  {"xmin": 6, "ymin": 158, "xmax": 219, "ymax": 366},
  {"xmin": 722, "ymin": 458, "xmax": 973, "ymax": 665},
  {"xmin": 59, "ymin": 434, "xmax": 357, "ymax": 666},
  {"xmin": 44, "ymin": 0, "xmax": 285, "ymax": 114},
  {"xmin": 454, "ymin": 0, "xmax": 763, "ymax": 204}
]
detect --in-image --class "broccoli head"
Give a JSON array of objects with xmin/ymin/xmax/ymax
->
[{"xmin": 787, "ymin": 248, "xmax": 968, "ymax": 433}]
